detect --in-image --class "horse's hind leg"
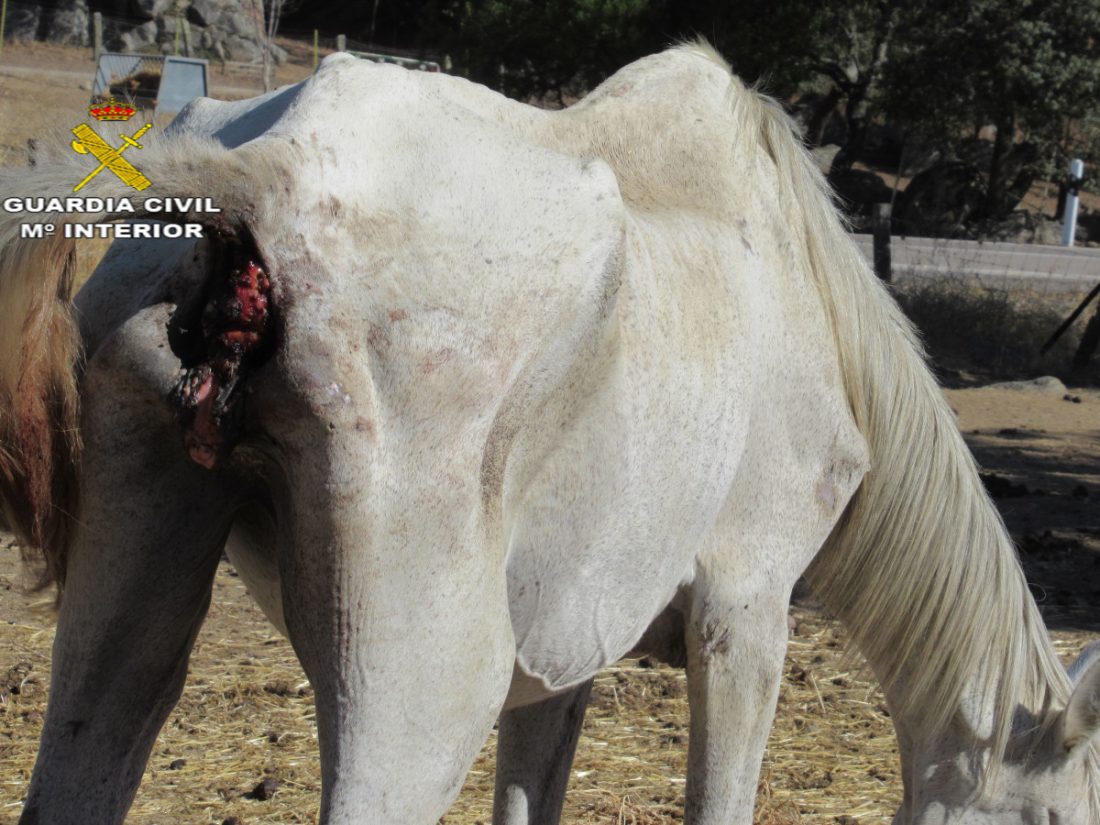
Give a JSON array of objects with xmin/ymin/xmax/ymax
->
[
  {"xmin": 492, "ymin": 679, "xmax": 593, "ymax": 825},
  {"xmin": 18, "ymin": 322, "xmax": 236, "ymax": 825}
]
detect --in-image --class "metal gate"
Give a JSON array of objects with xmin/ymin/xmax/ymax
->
[{"xmin": 92, "ymin": 53, "xmax": 209, "ymax": 118}]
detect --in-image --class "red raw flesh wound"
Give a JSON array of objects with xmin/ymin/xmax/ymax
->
[{"xmin": 169, "ymin": 257, "xmax": 273, "ymax": 469}]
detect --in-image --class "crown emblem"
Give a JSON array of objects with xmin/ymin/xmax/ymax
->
[{"xmin": 89, "ymin": 98, "xmax": 136, "ymax": 122}]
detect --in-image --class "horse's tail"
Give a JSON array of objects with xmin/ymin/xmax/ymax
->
[
  {"xmin": 0, "ymin": 189, "xmax": 82, "ymax": 589},
  {"xmin": 683, "ymin": 42, "xmax": 1072, "ymax": 774},
  {"xmin": 0, "ymin": 134, "xmax": 299, "ymax": 591}
]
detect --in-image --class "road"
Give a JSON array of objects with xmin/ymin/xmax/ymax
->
[{"xmin": 852, "ymin": 234, "xmax": 1100, "ymax": 292}]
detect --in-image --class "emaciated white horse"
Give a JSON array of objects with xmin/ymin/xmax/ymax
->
[{"xmin": 1, "ymin": 43, "xmax": 1098, "ymax": 825}]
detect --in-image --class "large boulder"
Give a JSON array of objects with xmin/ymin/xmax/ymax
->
[
  {"xmin": 39, "ymin": 0, "xmax": 90, "ymax": 46},
  {"xmin": 186, "ymin": 0, "xmax": 222, "ymax": 27},
  {"xmin": 5, "ymin": 6, "xmax": 42, "ymax": 41},
  {"xmin": 118, "ymin": 19, "xmax": 158, "ymax": 52},
  {"xmin": 224, "ymin": 33, "xmax": 264, "ymax": 62},
  {"xmin": 8, "ymin": 0, "xmax": 278, "ymax": 65}
]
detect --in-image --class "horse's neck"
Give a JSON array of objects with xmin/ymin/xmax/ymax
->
[
  {"xmin": 873, "ymin": 571, "xmax": 1065, "ymax": 767},
  {"xmin": 883, "ymin": 656, "xmax": 1001, "ymax": 746}
]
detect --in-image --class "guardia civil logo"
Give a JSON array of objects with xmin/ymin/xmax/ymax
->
[{"xmin": 70, "ymin": 98, "xmax": 153, "ymax": 192}]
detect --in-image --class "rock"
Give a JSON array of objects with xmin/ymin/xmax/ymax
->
[
  {"xmin": 224, "ymin": 33, "xmax": 264, "ymax": 63},
  {"xmin": 224, "ymin": 10, "xmax": 260, "ymax": 38},
  {"xmin": 5, "ymin": 6, "xmax": 41, "ymax": 42},
  {"xmin": 986, "ymin": 376, "xmax": 1067, "ymax": 395},
  {"xmin": 187, "ymin": 0, "xmax": 221, "ymax": 27},
  {"xmin": 168, "ymin": 758, "xmax": 187, "ymax": 769},
  {"xmin": 42, "ymin": 0, "xmax": 90, "ymax": 46},
  {"xmin": 15, "ymin": 0, "xmax": 270, "ymax": 65},
  {"xmin": 118, "ymin": 19, "xmax": 158, "ymax": 52}
]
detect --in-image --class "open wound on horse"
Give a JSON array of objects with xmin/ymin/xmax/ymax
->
[{"xmin": 168, "ymin": 238, "xmax": 275, "ymax": 469}]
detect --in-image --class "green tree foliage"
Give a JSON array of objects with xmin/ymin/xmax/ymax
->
[
  {"xmin": 708, "ymin": 0, "xmax": 903, "ymax": 171},
  {"xmin": 436, "ymin": 0, "xmax": 655, "ymax": 103},
  {"xmin": 883, "ymin": 0, "xmax": 1100, "ymax": 217},
  {"xmin": 319, "ymin": 0, "xmax": 1100, "ymax": 222},
  {"xmin": 429, "ymin": 0, "xmax": 911, "ymax": 170}
]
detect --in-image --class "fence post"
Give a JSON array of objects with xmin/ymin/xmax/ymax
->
[
  {"xmin": 0, "ymin": 0, "xmax": 9, "ymax": 60},
  {"xmin": 872, "ymin": 202, "xmax": 892, "ymax": 283},
  {"xmin": 336, "ymin": 33, "xmax": 346, "ymax": 52},
  {"xmin": 92, "ymin": 11, "xmax": 102, "ymax": 60},
  {"xmin": 182, "ymin": 18, "xmax": 192, "ymax": 57},
  {"xmin": 313, "ymin": 28, "xmax": 319, "ymax": 69},
  {"xmin": 1062, "ymin": 158, "xmax": 1085, "ymax": 247}
]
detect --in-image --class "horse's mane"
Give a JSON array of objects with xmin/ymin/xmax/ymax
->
[
  {"xmin": 0, "ymin": 131, "xmax": 298, "ymax": 593},
  {"xmin": 677, "ymin": 41, "xmax": 1097, "ymax": 800}
]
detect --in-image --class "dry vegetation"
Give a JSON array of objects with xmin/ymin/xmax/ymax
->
[
  {"xmin": 892, "ymin": 279, "xmax": 1091, "ymax": 384},
  {"xmin": 0, "ymin": 544, "xmax": 907, "ymax": 825},
  {"xmin": 2, "ymin": 525, "xmax": 1094, "ymax": 825}
]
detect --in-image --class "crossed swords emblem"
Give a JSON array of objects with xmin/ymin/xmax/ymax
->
[{"xmin": 70, "ymin": 122, "xmax": 153, "ymax": 192}]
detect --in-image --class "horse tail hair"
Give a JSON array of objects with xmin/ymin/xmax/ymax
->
[
  {"xmin": 0, "ymin": 133, "xmax": 302, "ymax": 592},
  {"xmin": 0, "ymin": 202, "xmax": 81, "ymax": 591},
  {"xmin": 679, "ymin": 40, "xmax": 1073, "ymax": 781}
]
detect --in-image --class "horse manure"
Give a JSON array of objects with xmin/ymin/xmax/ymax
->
[{"xmin": 244, "ymin": 777, "xmax": 279, "ymax": 801}]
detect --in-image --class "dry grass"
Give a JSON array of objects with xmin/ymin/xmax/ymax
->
[
  {"xmin": 0, "ymin": 546, "xmax": 906, "ymax": 825},
  {"xmin": 892, "ymin": 278, "xmax": 1094, "ymax": 383},
  {"xmin": 2, "ymin": 538, "xmax": 1090, "ymax": 825}
]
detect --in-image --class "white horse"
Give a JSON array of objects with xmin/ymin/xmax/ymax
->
[{"xmin": 1, "ymin": 43, "xmax": 1098, "ymax": 825}]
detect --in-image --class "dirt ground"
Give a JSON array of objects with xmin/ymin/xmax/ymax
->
[
  {"xmin": 1, "ymin": 383, "xmax": 1096, "ymax": 825},
  {"xmin": 0, "ymin": 40, "xmax": 316, "ymax": 165}
]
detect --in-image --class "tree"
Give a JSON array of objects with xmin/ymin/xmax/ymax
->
[
  {"xmin": 882, "ymin": 0, "xmax": 1100, "ymax": 219},
  {"xmin": 437, "ymin": 0, "xmax": 654, "ymax": 104},
  {"xmin": 680, "ymin": 0, "xmax": 904, "ymax": 171},
  {"xmin": 260, "ymin": 0, "xmax": 306, "ymax": 91}
]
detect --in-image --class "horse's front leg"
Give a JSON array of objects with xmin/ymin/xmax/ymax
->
[
  {"xmin": 492, "ymin": 679, "xmax": 594, "ymax": 825},
  {"xmin": 19, "ymin": 339, "xmax": 236, "ymax": 824},
  {"xmin": 276, "ymin": 424, "xmax": 516, "ymax": 825},
  {"xmin": 682, "ymin": 566, "xmax": 793, "ymax": 825}
]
